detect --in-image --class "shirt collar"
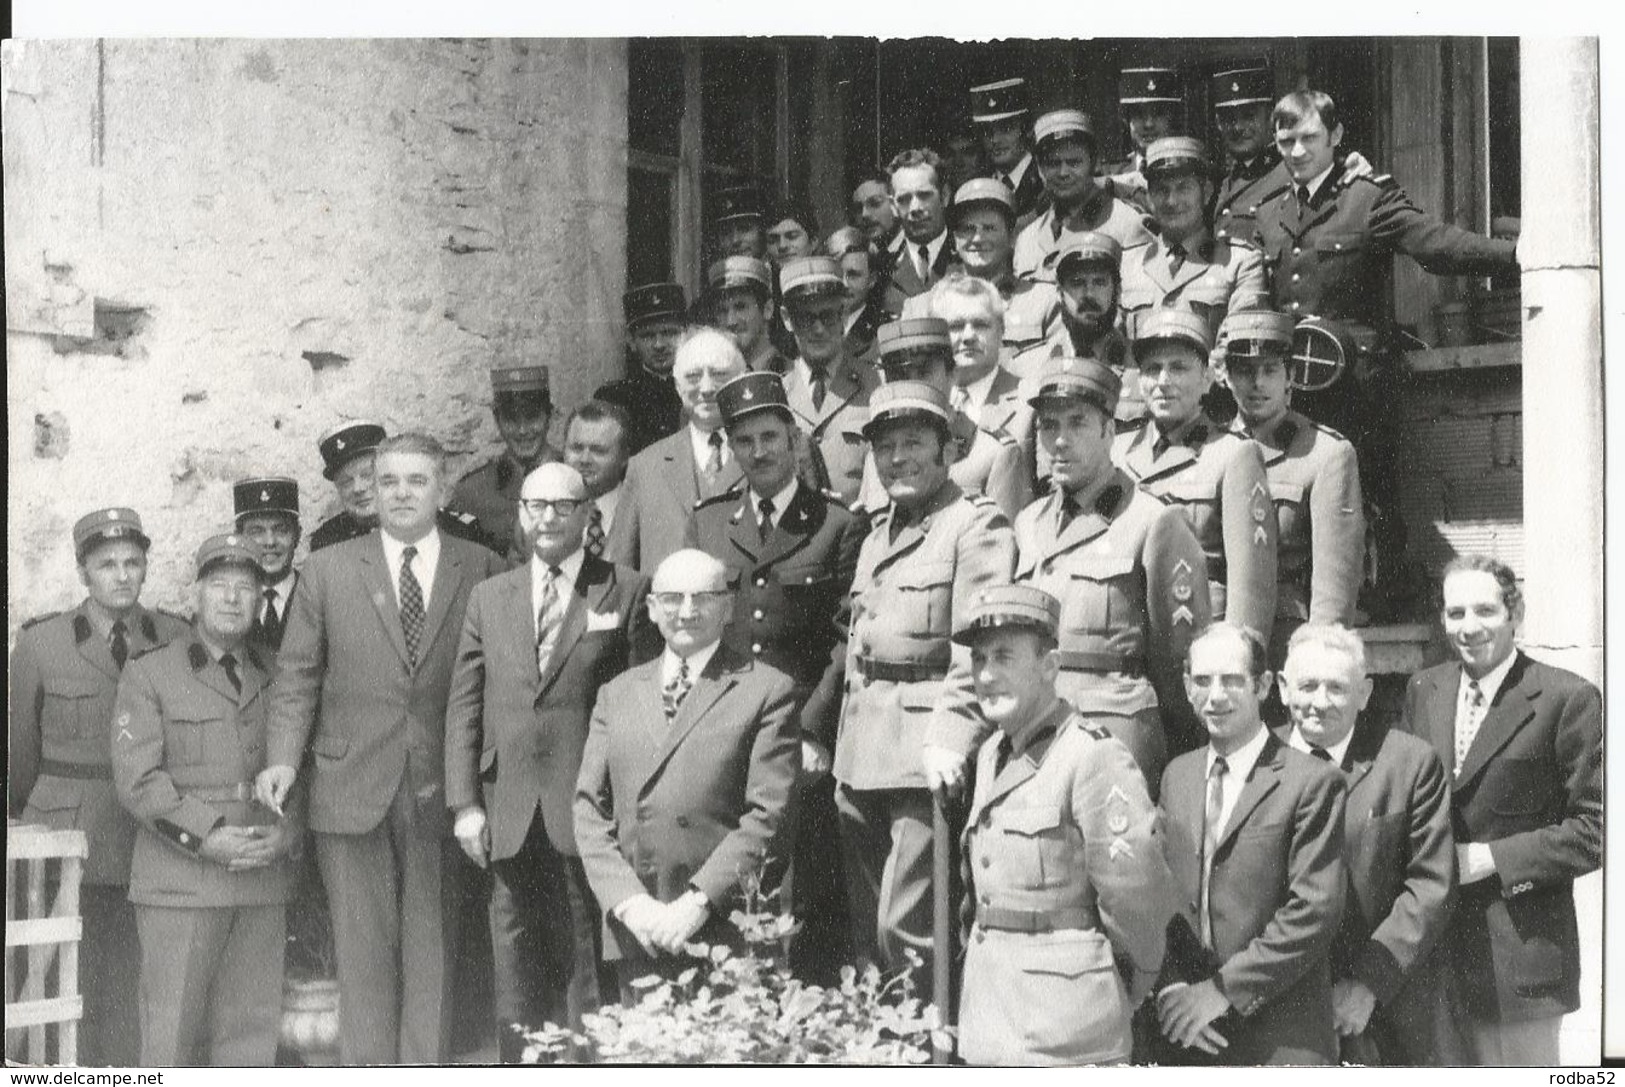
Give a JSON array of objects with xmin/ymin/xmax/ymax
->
[
  {"xmin": 663, "ymin": 639, "xmax": 721, "ymax": 686},
  {"xmin": 1288, "ymin": 723, "xmax": 1354, "ymax": 767},
  {"xmin": 749, "ymin": 477, "xmax": 800, "ymax": 525},
  {"xmin": 1461, "ymin": 648, "xmax": 1518, "ymax": 706},
  {"xmin": 958, "ymin": 367, "xmax": 1001, "ymax": 413},
  {"xmin": 1207, "ymin": 723, "xmax": 1270, "ymax": 781},
  {"xmin": 844, "ymin": 307, "xmax": 864, "ymax": 336},
  {"xmin": 1302, "ymin": 162, "xmax": 1336, "ymax": 201},
  {"xmin": 531, "ymin": 547, "xmax": 585, "ymax": 601},
  {"xmin": 913, "ymin": 229, "xmax": 948, "ymax": 267},
  {"xmin": 1002, "ymin": 151, "xmax": 1033, "ymax": 190},
  {"xmin": 380, "ymin": 526, "xmax": 441, "ymax": 572},
  {"xmin": 592, "ymin": 486, "xmax": 621, "ymax": 529},
  {"xmin": 265, "ymin": 571, "xmax": 297, "ymax": 600},
  {"xmin": 689, "ymin": 421, "xmax": 729, "ymax": 466}
]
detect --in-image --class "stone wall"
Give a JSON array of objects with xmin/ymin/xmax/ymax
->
[{"xmin": 4, "ymin": 37, "xmax": 629, "ymax": 627}]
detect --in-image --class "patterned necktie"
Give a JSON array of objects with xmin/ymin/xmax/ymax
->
[
  {"xmin": 535, "ymin": 565, "xmax": 563, "ymax": 677},
  {"xmin": 584, "ymin": 504, "xmax": 606, "ymax": 559},
  {"xmin": 109, "ymin": 619, "xmax": 129, "ymax": 671},
  {"xmin": 261, "ymin": 588, "xmax": 281, "ymax": 644},
  {"xmin": 663, "ymin": 657, "xmax": 693, "ymax": 721},
  {"xmin": 220, "ymin": 652, "xmax": 242, "ymax": 695},
  {"xmin": 1200, "ymin": 754, "xmax": 1229, "ymax": 948},
  {"xmin": 705, "ymin": 430, "xmax": 725, "ymax": 479},
  {"xmin": 1454, "ymin": 680, "xmax": 1487, "ymax": 775},
  {"xmin": 399, "ymin": 544, "xmax": 425, "ymax": 667},
  {"xmin": 757, "ymin": 496, "xmax": 776, "ymax": 543}
]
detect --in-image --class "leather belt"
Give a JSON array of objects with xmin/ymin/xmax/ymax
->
[
  {"xmin": 39, "ymin": 758, "xmax": 113, "ymax": 781},
  {"xmin": 853, "ymin": 656, "xmax": 947, "ymax": 683},
  {"xmin": 978, "ymin": 905, "xmax": 1098, "ymax": 933},
  {"xmin": 179, "ymin": 782, "xmax": 256, "ymax": 803},
  {"xmin": 1056, "ymin": 650, "xmax": 1143, "ymax": 676}
]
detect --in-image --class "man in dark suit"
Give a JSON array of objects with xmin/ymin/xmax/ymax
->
[
  {"xmin": 594, "ymin": 284, "xmax": 688, "ymax": 456},
  {"xmin": 1278, "ymin": 623, "xmax": 1459, "ymax": 1064},
  {"xmin": 1400, "ymin": 556, "xmax": 1602, "ymax": 1066},
  {"xmin": 1155, "ymin": 622, "xmax": 1347, "ymax": 1065},
  {"xmin": 574, "ymin": 549, "xmax": 800, "ymax": 997},
  {"xmin": 607, "ymin": 327, "xmax": 746, "ymax": 574},
  {"xmin": 256, "ymin": 433, "xmax": 509, "ymax": 1065},
  {"xmin": 881, "ymin": 148, "xmax": 958, "ymax": 314},
  {"xmin": 445, "ymin": 462, "xmax": 652, "ymax": 1060}
]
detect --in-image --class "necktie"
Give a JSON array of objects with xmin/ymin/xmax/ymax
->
[
  {"xmin": 705, "ymin": 430, "xmax": 725, "ymax": 478},
  {"xmin": 1454, "ymin": 680, "xmax": 1487, "ymax": 775},
  {"xmin": 1309, "ymin": 745, "xmax": 1334, "ymax": 763},
  {"xmin": 220, "ymin": 652, "xmax": 242, "ymax": 695},
  {"xmin": 663, "ymin": 657, "xmax": 693, "ymax": 721},
  {"xmin": 950, "ymin": 384, "xmax": 972, "ymax": 416},
  {"xmin": 1295, "ymin": 185, "xmax": 1311, "ymax": 214},
  {"xmin": 584, "ymin": 504, "xmax": 606, "ymax": 559},
  {"xmin": 535, "ymin": 565, "xmax": 563, "ymax": 677},
  {"xmin": 1200, "ymin": 754, "xmax": 1229, "ymax": 948},
  {"xmin": 808, "ymin": 366, "xmax": 827, "ymax": 412},
  {"xmin": 1058, "ymin": 491, "xmax": 1082, "ymax": 530},
  {"xmin": 261, "ymin": 588, "xmax": 281, "ymax": 644},
  {"xmin": 917, "ymin": 243, "xmax": 931, "ymax": 281},
  {"xmin": 1167, "ymin": 244, "xmax": 1187, "ymax": 277},
  {"xmin": 998, "ymin": 172, "xmax": 1013, "ymax": 190},
  {"xmin": 1152, "ymin": 430, "xmax": 1173, "ymax": 458},
  {"xmin": 399, "ymin": 545, "xmax": 425, "ymax": 667},
  {"xmin": 757, "ymin": 496, "xmax": 776, "ymax": 543},
  {"xmin": 109, "ymin": 619, "xmax": 129, "ymax": 671}
]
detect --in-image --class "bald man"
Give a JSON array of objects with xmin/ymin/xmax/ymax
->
[
  {"xmin": 446, "ymin": 463, "xmax": 653, "ymax": 1059},
  {"xmin": 574, "ymin": 549, "xmax": 800, "ymax": 996}
]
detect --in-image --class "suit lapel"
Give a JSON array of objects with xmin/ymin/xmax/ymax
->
[
  {"xmin": 756, "ymin": 485, "xmax": 822, "ymax": 569},
  {"xmin": 641, "ymin": 651, "xmax": 741, "ymax": 794},
  {"xmin": 1215, "ymin": 734, "xmax": 1285, "ymax": 853},
  {"xmin": 537, "ymin": 558, "xmax": 618, "ymax": 700},
  {"xmin": 1422, "ymin": 663, "xmax": 1461, "ymax": 775},
  {"xmin": 1456, "ymin": 655, "xmax": 1539, "ymax": 786},
  {"xmin": 358, "ymin": 536, "xmax": 412, "ymax": 667},
  {"xmin": 418, "ymin": 537, "xmax": 466, "ymax": 663},
  {"xmin": 667, "ymin": 433, "xmax": 702, "ymax": 508}
]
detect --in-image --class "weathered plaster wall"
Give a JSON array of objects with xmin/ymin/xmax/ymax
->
[{"xmin": 5, "ymin": 38, "xmax": 629, "ymax": 625}]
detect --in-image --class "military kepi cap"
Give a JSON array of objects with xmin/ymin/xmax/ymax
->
[
  {"xmin": 491, "ymin": 365, "xmax": 550, "ymax": 397},
  {"xmin": 953, "ymin": 584, "xmax": 1062, "ymax": 645},
  {"xmin": 969, "ymin": 78, "xmax": 1029, "ymax": 124},
  {"xmin": 716, "ymin": 372, "xmax": 794, "ymax": 428},
  {"xmin": 624, "ymin": 283, "xmax": 687, "ymax": 329},
  {"xmin": 712, "ymin": 184, "xmax": 764, "ymax": 225},
  {"xmin": 1119, "ymin": 67, "xmax": 1184, "ymax": 106},
  {"xmin": 780, "ymin": 256, "xmax": 844, "ymax": 302},
  {"xmin": 1034, "ymin": 109, "xmax": 1095, "ymax": 147},
  {"xmin": 1211, "ymin": 66, "xmax": 1274, "ymax": 109},
  {"xmin": 950, "ymin": 178, "xmax": 1015, "ymax": 225},
  {"xmin": 876, "ymin": 317, "xmax": 952, "ymax": 361},
  {"xmin": 861, "ymin": 380, "xmax": 952, "ymax": 441},
  {"xmin": 234, "ymin": 477, "xmax": 300, "ymax": 522},
  {"xmin": 1046, "ymin": 231, "xmax": 1123, "ymax": 274},
  {"xmin": 1220, "ymin": 309, "xmax": 1296, "ymax": 358},
  {"xmin": 1143, "ymin": 137, "xmax": 1209, "ymax": 178},
  {"xmin": 1028, "ymin": 355, "xmax": 1122, "ymax": 417},
  {"xmin": 707, "ymin": 256, "xmax": 774, "ymax": 295},
  {"xmin": 1132, "ymin": 307, "xmax": 1214, "ymax": 359},
  {"xmin": 318, "ymin": 420, "xmax": 386, "ymax": 480},
  {"xmin": 73, "ymin": 507, "xmax": 150, "ymax": 555},
  {"xmin": 195, "ymin": 532, "xmax": 265, "ymax": 579}
]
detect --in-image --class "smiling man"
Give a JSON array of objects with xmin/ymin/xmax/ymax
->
[
  {"xmin": 234, "ymin": 476, "xmax": 301, "ymax": 652},
  {"xmin": 452, "ymin": 366, "xmax": 562, "ymax": 559},
  {"xmin": 1015, "ymin": 109, "xmax": 1152, "ymax": 281},
  {"xmin": 706, "ymin": 255, "xmax": 785, "ymax": 374}
]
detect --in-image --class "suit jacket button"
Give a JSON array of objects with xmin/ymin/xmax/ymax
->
[
  {"xmin": 756, "ymin": 577, "xmax": 767, "ymax": 588},
  {"xmin": 751, "ymin": 643, "xmax": 763, "ymax": 654},
  {"xmin": 1293, "ymin": 247, "xmax": 1302, "ymax": 256},
  {"xmin": 753, "ymin": 609, "xmax": 765, "ymax": 620},
  {"xmin": 980, "ymin": 855, "xmax": 991, "ymax": 868}
]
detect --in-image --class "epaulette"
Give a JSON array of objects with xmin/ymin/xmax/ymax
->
[
  {"xmin": 158, "ymin": 609, "xmax": 191, "ymax": 626},
  {"xmin": 1186, "ymin": 424, "xmax": 1209, "ymax": 448},
  {"xmin": 21, "ymin": 611, "xmax": 61, "ymax": 630},
  {"xmin": 127, "ymin": 643, "xmax": 165, "ymax": 663},
  {"xmin": 695, "ymin": 486, "xmax": 744, "ymax": 510},
  {"xmin": 187, "ymin": 642, "xmax": 210, "ymax": 671},
  {"xmin": 1311, "ymin": 420, "xmax": 1348, "ymax": 442},
  {"xmin": 1114, "ymin": 414, "xmax": 1149, "ymax": 436},
  {"xmin": 1353, "ymin": 172, "xmax": 1398, "ymax": 190},
  {"xmin": 987, "ymin": 427, "xmax": 1019, "ymax": 448},
  {"xmin": 73, "ymin": 615, "xmax": 93, "ymax": 643},
  {"xmin": 1079, "ymin": 722, "xmax": 1113, "ymax": 742},
  {"xmin": 447, "ymin": 510, "xmax": 479, "ymax": 527},
  {"xmin": 1094, "ymin": 484, "xmax": 1125, "ymax": 519}
]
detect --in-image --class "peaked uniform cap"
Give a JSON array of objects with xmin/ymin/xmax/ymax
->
[
  {"xmin": 712, "ymin": 184, "xmax": 765, "ymax": 224},
  {"xmin": 491, "ymin": 365, "xmax": 550, "ymax": 395},
  {"xmin": 707, "ymin": 256, "xmax": 774, "ymax": 293},
  {"xmin": 234, "ymin": 477, "xmax": 300, "ymax": 521},
  {"xmin": 1220, "ymin": 310, "xmax": 1296, "ymax": 358},
  {"xmin": 1132, "ymin": 307, "xmax": 1214, "ymax": 359},
  {"xmin": 1028, "ymin": 355, "xmax": 1122, "ymax": 416},
  {"xmin": 779, "ymin": 256, "xmax": 845, "ymax": 301},
  {"xmin": 1034, "ymin": 109, "xmax": 1096, "ymax": 147},
  {"xmin": 1119, "ymin": 67, "xmax": 1185, "ymax": 105},
  {"xmin": 1211, "ymin": 66, "xmax": 1274, "ymax": 109},
  {"xmin": 1046, "ymin": 231, "xmax": 1123, "ymax": 274},
  {"xmin": 953, "ymin": 583, "xmax": 1062, "ymax": 644},
  {"xmin": 1143, "ymin": 136, "xmax": 1210, "ymax": 177},
  {"xmin": 624, "ymin": 283, "xmax": 688, "ymax": 328},
  {"xmin": 950, "ymin": 177, "xmax": 1016, "ymax": 225},
  {"xmin": 73, "ymin": 507, "xmax": 150, "ymax": 554},
  {"xmin": 861, "ymin": 380, "xmax": 952, "ymax": 440},
  {"xmin": 318, "ymin": 420, "xmax": 386, "ymax": 479},
  {"xmin": 969, "ymin": 77, "xmax": 1030, "ymax": 124},
  {"xmin": 716, "ymin": 371, "xmax": 794, "ymax": 427},
  {"xmin": 877, "ymin": 317, "xmax": 952, "ymax": 359},
  {"xmin": 195, "ymin": 532, "xmax": 265, "ymax": 578}
]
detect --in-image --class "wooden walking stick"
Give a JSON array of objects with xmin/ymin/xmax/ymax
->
[{"xmin": 931, "ymin": 788, "xmax": 952, "ymax": 1065}]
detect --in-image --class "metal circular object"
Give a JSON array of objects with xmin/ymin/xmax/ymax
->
[{"xmin": 1289, "ymin": 318, "xmax": 1350, "ymax": 392}]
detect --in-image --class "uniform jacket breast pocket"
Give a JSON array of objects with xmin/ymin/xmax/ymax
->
[
  {"xmin": 22, "ymin": 776, "xmax": 83, "ymax": 831},
  {"xmin": 892, "ymin": 560, "xmax": 955, "ymax": 636},
  {"xmin": 164, "ymin": 716, "xmax": 212, "ymax": 766},
  {"xmin": 1065, "ymin": 554, "xmax": 1138, "ymax": 633},
  {"xmin": 999, "ymin": 805, "xmax": 1074, "ymax": 889},
  {"xmin": 1315, "ymin": 232, "xmax": 1366, "ymax": 262},
  {"xmin": 1002, "ymin": 317, "xmax": 1044, "ymax": 349},
  {"xmin": 43, "ymin": 677, "xmax": 105, "ymax": 740}
]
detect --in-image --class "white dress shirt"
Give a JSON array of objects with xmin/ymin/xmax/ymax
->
[
  {"xmin": 688, "ymin": 422, "xmax": 731, "ymax": 472},
  {"xmin": 999, "ymin": 151, "xmax": 1034, "ymax": 195},
  {"xmin": 1288, "ymin": 724, "xmax": 1354, "ymax": 768},
  {"xmin": 956, "ymin": 367, "xmax": 1002, "ymax": 416},
  {"xmin": 911, "ymin": 230, "xmax": 949, "ymax": 280},
  {"xmin": 592, "ymin": 486, "xmax": 622, "ymax": 539},
  {"xmin": 748, "ymin": 478, "xmax": 800, "ymax": 530},
  {"xmin": 261, "ymin": 571, "xmax": 297, "ymax": 623},
  {"xmin": 662, "ymin": 639, "xmax": 721, "ymax": 689},
  {"xmin": 1300, "ymin": 162, "xmax": 1337, "ymax": 203},
  {"xmin": 530, "ymin": 548, "xmax": 586, "ymax": 640},
  {"xmin": 1205, "ymin": 724, "xmax": 1272, "ymax": 840},
  {"xmin": 1454, "ymin": 649, "xmax": 1519, "ymax": 882},
  {"xmin": 380, "ymin": 527, "xmax": 442, "ymax": 610}
]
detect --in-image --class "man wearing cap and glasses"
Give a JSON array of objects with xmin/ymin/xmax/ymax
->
[
  {"xmin": 113, "ymin": 532, "xmax": 299, "ymax": 1065},
  {"xmin": 595, "ymin": 283, "xmax": 689, "ymax": 456},
  {"xmin": 1015, "ymin": 109, "xmax": 1152, "ymax": 282},
  {"xmin": 453, "ymin": 365, "xmax": 562, "ymax": 558},
  {"xmin": 233, "ymin": 476, "xmax": 302, "ymax": 653},
  {"xmin": 445, "ymin": 463, "xmax": 652, "ymax": 1059},
  {"xmin": 968, "ymin": 77, "xmax": 1044, "ymax": 223},
  {"xmin": 705, "ymin": 255, "xmax": 787, "ymax": 375},
  {"xmin": 9, "ymin": 508, "xmax": 189, "ymax": 1066},
  {"xmin": 1016, "ymin": 354, "xmax": 1210, "ymax": 785},
  {"xmin": 686, "ymin": 371, "xmax": 864, "ymax": 983},
  {"xmin": 833, "ymin": 380, "xmax": 1015, "ymax": 1001},
  {"xmin": 954, "ymin": 584, "xmax": 1173, "ymax": 1065}
]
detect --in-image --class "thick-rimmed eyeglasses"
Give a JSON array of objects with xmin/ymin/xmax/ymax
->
[
  {"xmin": 650, "ymin": 591, "xmax": 732, "ymax": 612},
  {"xmin": 520, "ymin": 498, "xmax": 585, "ymax": 517}
]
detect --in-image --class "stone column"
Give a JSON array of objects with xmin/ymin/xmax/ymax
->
[{"xmin": 1517, "ymin": 37, "xmax": 1603, "ymax": 1065}]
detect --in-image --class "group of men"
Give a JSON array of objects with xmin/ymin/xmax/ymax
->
[{"xmin": 6, "ymin": 62, "xmax": 1593, "ymax": 1071}]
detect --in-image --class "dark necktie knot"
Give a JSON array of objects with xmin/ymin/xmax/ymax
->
[
  {"xmin": 110, "ymin": 620, "xmax": 129, "ymax": 670},
  {"xmin": 1210, "ymin": 754, "xmax": 1228, "ymax": 779},
  {"xmin": 220, "ymin": 652, "xmax": 242, "ymax": 694},
  {"xmin": 1309, "ymin": 745, "xmax": 1333, "ymax": 763},
  {"xmin": 757, "ymin": 496, "xmax": 777, "ymax": 542}
]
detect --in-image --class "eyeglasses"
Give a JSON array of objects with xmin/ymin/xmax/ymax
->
[
  {"xmin": 519, "ymin": 498, "xmax": 585, "ymax": 517},
  {"xmin": 791, "ymin": 307, "xmax": 845, "ymax": 330},
  {"xmin": 650, "ymin": 591, "xmax": 732, "ymax": 612}
]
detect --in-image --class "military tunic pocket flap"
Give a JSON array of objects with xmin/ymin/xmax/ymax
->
[
  {"xmin": 1024, "ymin": 930, "xmax": 1115, "ymax": 978},
  {"xmin": 314, "ymin": 733, "xmax": 349, "ymax": 759},
  {"xmin": 44, "ymin": 677, "xmax": 103, "ymax": 699},
  {"xmin": 1315, "ymin": 232, "xmax": 1364, "ymax": 255},
  {"xmin": 899, "ymin": 684, "xmax": 937, "ymax": 711},
  {"xmin": 23, "ymin": 776, "xmax": 82, "ymax": 812},
  {"xmin": 1270, "ymin": 481, "xmax": 1306, "ymax": 503},
  {"xmin": 1001, "ymin": 806, "xmax": 1065, "ymax": 836},
  {"xmin": 1002, "ymin": 317, "xmax": 1043, "ymax": 345},
  {"xmin": 1069, "ymin": 554, "xmax": 1137, "ymax": 583},
  {"xmin": 894, "ymin": 560, "xmax": 955, "ymax": 588},
  {"xmin": 1163, "ymin": 478, "xmax": 1220, "ymax": 503}
]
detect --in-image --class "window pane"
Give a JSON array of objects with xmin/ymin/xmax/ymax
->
[
  {"xmin": 629, "ymin": 39, "xmax": 684, "ymax": 158},
  {"xmin": 627, "ymin": 166, "xmax": 674, "ymax": 287},
  {"xmin": 701, "ymin": 42, "xmax": 776, "ymax": 174}
]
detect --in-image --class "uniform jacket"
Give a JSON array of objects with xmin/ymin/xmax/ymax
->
[
  {"xmin": 900, "ymin": 274, "xmax": 1064, "ymax": 361},
  {"xmin": 1015, "ymin": 188, "xmax": 1154, "ymax": 282},
  {"xmin": 266, "ymin": 531, "xmax": 509, "ymax": 838},
  {"xmin": 984, "ymin": 157, "xmax": 1045, "ymax": 222},
  {"xmin": 833, "ymin": 480, "xmax": 1016, "ymax": 790},
  {"xmin": 1118, "ymin": 233, "xmax": 1269, "ymax": 340},
  {"xmin": 881, "ymin": 232, "xmax": 959, "ymax": 314},
  {"xmin": 1272, "ymin": 721, "xmax": 1460, "ymax": 1064},
  {"xmin": 1113, "ymin": 413, "xmax": 1279, "ymax": 642},
  {"xmin": 1232, "ymin": 411, "xmax": 1364, "ymax": 628},
  {"xmin": 1253, "ymin": 173, "xmax": 1518, "ymax": 331},
  {"xmin": 1158, "ymin": 733, "xmax": 1349, "ymax": 1065},
  {"xmin": 113, "ymin": 636, "xmax": 297, "ymax": 907},
  {"xmin": 781, "ymin": 355, "xmax": 879, "ymax": 507},
  {"xmin": 1400, "ymin": 653, "xmax": 1602, "ymax": 1023},
  {"xmin": 452, "ymin": 447, "xmax": 562, "ymax": 560},
  {"xmin": 1099, "ymin": 153, "xmax": 1151, "ymax": 214},
  {"xmin": 9, "ymin": 602, "xmax": 190, "ymax": 884},
  {"xmin": 856, "ymin": 409, "xmax": 1030, "ymax": 523},
  {"xmin": 1212, "ymin": 155, "xmax": 1290, "ymax": 248},
  {"xmin": 684, "ymin": 481, "xmax": 864, "ymax": 748},
  {"xmin": 1014, "ymin": 472, "xmax": 1209, "ymax": 729},
  {"xmin": 606, "ymin": 426, "xmax": 745, "ymax": 574},
  {"xmin": 843, "ymin": 296, "xmax": 895, "ymax": 367},
  {"xmin": 957, "ymin": 703, "xmax": 1174, "ymax": 1066},
  {"xmin": 594, "ymin": 366, "xmax": 684, "ymax": 456},
  {"xmin": 309, "ymin": 508, "xmax": 504, "ymax": 556},
  {"xmin": 444, "ymin": 555, "xmax": 653, "ymax": 862},
  {"xmin": 573, "ymin": 645, "xmax": 800, "ymax": 959}
]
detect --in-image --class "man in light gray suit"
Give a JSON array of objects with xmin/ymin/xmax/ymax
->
[{"xmin": 256, "ymin": 433, "xmax": 509, "ymax": 1065}]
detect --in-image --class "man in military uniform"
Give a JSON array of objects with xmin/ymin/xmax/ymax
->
[
  {"xmin": 1099, "ymin": 67, "xmax": 1185, "ymax": 212},
  {"xmin": 706, "ymin": 255, "xmax": 786, "ymax": 373},
  {"xmin": 594, "ymin": 283, "xmax": 688, "ymax": 456},
  {"xmin": 778, "ymin": 256, "xmax": 881, "ymax": 506},
  {"xmin": 955, "ymin": 585, "xmax": 1174, "ymax": 1065},
  {"xmin": 685, "ymin": 371, "xmax": 865, "ymax": 983},
  {"xmin": 824, "ymin": 226, "xmax": 895, "ymax": 367},
  {"xmin": 1112, "ymin": 308, "xmax": 1279, "ymax": 646},
  {"xmin": 1221, "ymin": 310, "xmax": 1364, "ymax": 664},
  {"xmin": 710, "ymin": 183, "xmax": 769, "ymax": 262},
  {"xmin": 452, "ymin": 365, "xmax": 562, "ymax": 558},
  {"xmin": 307, "ymin": 420, "xmax": 500, "ymax": 556},
  {"xmin": 881, "ymin": 149, "xmax": 958, "ymax": 312},
  {"xmin": 968, "ymin": 77, "xmax": 1043, "ymax": 221},
  {"xmin": 1015, "ymin": 109, "xmax": 1152, "ymax": 281},
  {"xmin": 856, "ymin": 315, "xmax": 1029, "ymax": 521},
  {"xmin": 1120, "ymin": 138, "xmax": 1268, "ymax": 344},
  {"xmin": 234, "ymin": 476, "xmax": 301, "ymax": 652},
  {"xmin": 1017, "ymin": 355, "xmax": 1211, "ymax": 782},
  {"xmin": 112, "ymin": 533, "xmax": 298, "ymax": 1065},
  {"xmin": 1010, "ymin": 234, "xmax": 1137, "ymax": 422},
  {"xmin": 8, "ymin": 508, "xmax": 189, "ymax": 1067},
  {"xmin": 833, "ymin": 381, "xmax": 1015, "ymax": 999}
]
